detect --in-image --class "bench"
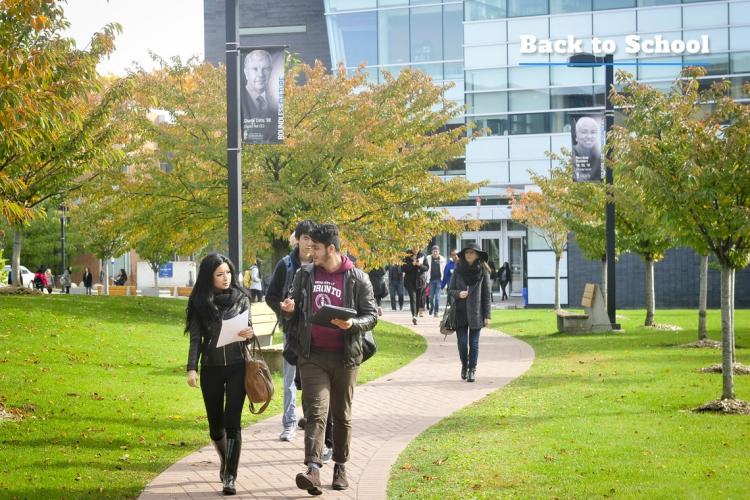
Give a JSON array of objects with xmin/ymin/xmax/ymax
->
[
  {"xmin": 250, "ymin": 302, "xmax": 279, "ymax": 348},
  {"xmin": 556, "ymin": 283, "xmax": 612, "ymax": 333},
  {"xmin": 108, "ymin": 285, "xmax": 137, "ymax": 296},
  {"xmin": 176, "ymin": 286, "xmax": 193, "ymax": 297}
]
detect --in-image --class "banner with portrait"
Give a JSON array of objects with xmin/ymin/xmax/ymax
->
[
  {"xmin": 570, "ymin": 113, "xmax": 604, "ymax": 182},
  {"xmin": 240, "ymin": 46, "xmax": 286, "ymax": 145}
]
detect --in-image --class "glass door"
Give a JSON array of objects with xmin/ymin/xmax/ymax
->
[
  {"xmin": 509, "ymin": 237, "xmax": 524, "ymax": 295},
  {"xmin": 481, "ymin": 237, "xmax": 500, "ymax": 294}
]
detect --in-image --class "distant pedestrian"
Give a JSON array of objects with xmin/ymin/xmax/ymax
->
[
  {"xmin": 33, "ymin": 267, "xmax": 46, "ymax": 292},
  {"xmin": 249, "ymin": 259, "xmax": 263, "ymax": 302},
  {"xmin": 387, "ymin": 263, "xmax": 404, "ymax": 311},
  {"xmin": 487, "ymin": 260, "xmax": 497, "ymax": 303},
  {"xmin": 367, "ymin": 266, "xmax": 387, "ymax": 316},
  {"xmin": 402, "ymin": 248, "xmax": 428, "ymax": 325},
  {"xmin": 448, "ymin": 243, "xmax": 492, "ymax": 383},
  {"xmin": 499, "ymin": 261, "xmax": 511, "ymax": 301},
  {"xmin": 426, "ymin": 245, "xmax": 446, "ymax": 317},
  {"xmin": 44, "ymin": 269, "xmax": 54, "ymax": 294},
  {"xmin": 113, "ymin": 268, "xmax": 127, "ymax": 286},
  {"xmin": 83, "ymin": 267, "xmax": 94, "ymax": 295},
  {"xmin": 61, "ymin": 267, "xmax": 72, "ymax": 294},
  {"xmin": 441, "ymin": 249, "xmax": 458, "ymax": 291}
]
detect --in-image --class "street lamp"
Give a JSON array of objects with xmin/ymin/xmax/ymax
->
[
  {"xmin": 59, "ymin": 204, "xmax": 68, "ymax": 274},
  {"xmin": 568, "ymin": 53, "xmax": 619, "ymax": 329},
  {"xmin": 225, "ymin": 0, "xmax": 243, "ymax": 271}
]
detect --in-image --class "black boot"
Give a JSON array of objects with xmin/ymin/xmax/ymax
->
[
  {"xmin": 212, "ymin": 435, "xmax": 227, "ymax": 482},
  {"xmin": 461, "ymin": 365, "xmax": 467, "ymax": 380},
  {"xmin": 223, "ymin": 437, "xmax": 241, "ymax": 495},
  {"xmin": 467, "ymin": 369, "xmax": 476, "ymax": 383}
]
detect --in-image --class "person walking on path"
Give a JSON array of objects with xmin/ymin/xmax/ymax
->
[
  {"xmin": 61, "ymin": 267, "xmax": 73, "ymax": 294},
  {"xmin": 441, "ymin": 249, "xmax": 458, "ymax": 291},
  {"xmin": 387, "ymin": 263, "xmax": 404, "ymax": 311},
  {"xmin": 185, "ymin": 253, "xmax": 255, "ymax": 495},
  {"xmin": 33, "ymin": 267, "xmax": 47, "ymax": 292},
  {"xmin": 266, "ymin": 220, "xmax": 316, "ymax": 442},
  {"xmin": 82, "ymin": 267, "xmax": 93, "ymax": 295},
  {"xmin": 367, "ymin": 265, "xmax": 387, "ymax": 316},
  {"xmin": 44, "ymin": 268, "xmax": 54, "ymax": 294},
  {"xmin": 426, "ymin": 245, "xmax": 446, "ymax": 317},
  {"xmin": 402, "ymin": 248, "xmax": 428, "ymax": 325},
  {"xmin": 280, "ymin": 223, "xmax": 377, "ymax": 496},
  {"xmin": 249, "ymin": 259, "xmax": 263, "ymax": 302},
  {"xmin": 499, "ymin": 261, "xmax": 511, "ymax": 301},
  {"xmin": 448, "ymin": 243, "xmax": 492, "ymax": 383}
]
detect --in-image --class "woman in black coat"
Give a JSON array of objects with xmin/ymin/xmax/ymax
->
[
  {"xmin": 367, "ymin": 266, "xmax": 387, "ymax": 316},
  {"xmin": 82, "ymin": 267, "xmax": 94, "ymax": 295},
  {"xmin": 401, "ymin": 248, "xmax": 428, "ymax": 325},
  {"xmin": 185, "ymin": 253, "xmax": 255, "ymax": 495},
  {"xmin": 448, "ymin": 243, "xmax": 492, "ymax": 383}
]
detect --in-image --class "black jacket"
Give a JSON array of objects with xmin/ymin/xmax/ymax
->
[
  {"xmin": 448, "ymin": 263, "xmax": 492, "ymax": 330},
  {"xmin": 402, "ymin": 253, "xmax": 428, "ymax": 291},
  {"xmin": 186, "ymin": 294, "xmax": 251, "ymax": 371},
  {"xmin": 283, "ymin": 262, "xmax": 378, "ymax": 368},
  {"xmin": 265, "ymin": 247, "xmax": 302, "ymax": 322}
]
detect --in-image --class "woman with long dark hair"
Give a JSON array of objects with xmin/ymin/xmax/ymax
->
[
  {"xmin": 186, "ymin": 253, "xmax": 255, "ymax": 495},
  {"xmin": 448, "ymin": 243, "xmax": 492, "ymax": 383}
]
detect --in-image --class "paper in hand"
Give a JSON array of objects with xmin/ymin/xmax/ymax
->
[{"xmin": 216, "ymin": 310, "xmax": 249, "ymax": 347}]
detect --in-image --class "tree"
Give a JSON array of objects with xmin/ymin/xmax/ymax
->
[
  {"xmin": 509, "ymin": 187, "xmax": 568, "ymax": 310},
  {"xmin": 0, "ymin": 0, "xmax": 131, "ymax": 287},
  {"xmin": 111, "ymin": 58, "xmax": 480, "ymax": 269},
  {"xmin": 610, "ymin": 69, "xmax": 750, "ymax": 407}
]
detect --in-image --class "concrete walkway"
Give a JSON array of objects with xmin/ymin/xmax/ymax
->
[{"xmin": 139, "ymin": 310, "xmax": 535, "ymax": 499}]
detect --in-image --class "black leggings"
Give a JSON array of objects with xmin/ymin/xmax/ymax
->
[
  {"xmin": 406, "ymin": 287, "xmax": 424, "ymax": 317},
  {"xmin": 200, "ymin": 363, "xmax": 246, "ymax": 441}
]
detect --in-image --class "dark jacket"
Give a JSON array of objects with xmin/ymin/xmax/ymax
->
[
  {"xmin": 402, "ymin": 253, "xmax": 428, "ymax": 291},
  {"xmin": 186, "ymin": 294, "xmax": 251, "ymax": 371},
  {"xmin": 283, "ymin": 262, "xmax": 377, "ymax": 368},
  {"xmin": 83, "ymin": 271, "xmax": 93, "ymax": 288},
  {"xmin": 387, "ymin": 264, "xmax": 403, "ymax": 284},
  {"xmin": 368, "ymin": 267, "xmax": 387, "ymax": 299},
  {"xmin": 266, "ymin": 247, "xmax": 302, "ymax": 330},
  {"xmin": 448, "ymin": 263, "xmax": 492, "ymax": 330}
]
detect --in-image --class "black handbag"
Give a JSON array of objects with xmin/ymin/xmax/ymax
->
[
  {"xmin": 439, "ymin": 298, "xmax": 456, "ymax": 337},
  {"xmin": 362, "ymin": 330, "xmax": 377, "ymax": 362}
]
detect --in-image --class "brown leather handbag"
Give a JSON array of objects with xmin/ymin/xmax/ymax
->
[{"xmin": 243, "ymin": 336, "xmax": 274, "ymax": 414}]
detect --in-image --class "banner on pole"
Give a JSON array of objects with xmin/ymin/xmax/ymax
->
[
  {"xmin": 240, "ymin": 46, "xmax": 286, "ymax": 145},
  {"xmin": 570, "ymin": 113, "xmax": 604, "ymax": 182}
]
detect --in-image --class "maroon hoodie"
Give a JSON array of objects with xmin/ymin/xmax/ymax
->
[{"xmin": 310, "ymin": 255, "xmax": 354, "ymax": 352}]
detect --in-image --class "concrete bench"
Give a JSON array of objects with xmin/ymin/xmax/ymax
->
[
  {"xmin": 250, "ymin": 302, "xmax": 278, "ymax": 348},
  {"xmin": 263, "ymin": 343, "xmax": 285, "ymax": 373},
  {"xmin": 556, "ymin": 283, "xmax": 612, "ymax": 333}
]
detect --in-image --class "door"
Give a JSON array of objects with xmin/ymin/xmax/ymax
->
[
  {"xmin": 481, "ymin": 237, "xmax": 500, "ymax": 293},
  {"xmin": 509, "ymin": 237, "xmax": 524, "ymax": 295}
]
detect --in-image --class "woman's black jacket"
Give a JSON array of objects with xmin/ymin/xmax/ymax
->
[{"xmin": 186, "ymin": 294, "xmax": 251, "ymax": 371}]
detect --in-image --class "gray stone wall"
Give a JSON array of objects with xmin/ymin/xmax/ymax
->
[{"xmin": 204, "ymin": 0, "xmax": 331, "ymax": 68}]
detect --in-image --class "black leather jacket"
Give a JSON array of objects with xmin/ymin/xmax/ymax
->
[
  {"xmin": 186, "ymin": 295, "xmax": 251, "ymax": 371},
  {"xmin": 283, "ymin": 263, "xmax": 377, "ymax": 368}
]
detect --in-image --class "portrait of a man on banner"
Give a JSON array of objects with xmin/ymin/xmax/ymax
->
[
  {"xmin": 570, "ymin": 113, "xmax": 604, "ymax": 182},
  {"xmin": 240, "ymin": 46, "xmax": 285, "ymax": 144}
]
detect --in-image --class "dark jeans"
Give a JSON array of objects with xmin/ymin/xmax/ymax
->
[
  {"xmin": 298, "ymin": 350, "xmax": 358, "ymax": 466},
  {"xmin": 250, "ymin": 289, "xmax": 262, "ymax": 302},
  {"xmin": 406, "ymin": 287, "xmax": 424, "ymax": 317},
  {"xmin": 500, "ymin": 280, "xmax": 509, "ymax": 300},
  {"xmin": 388, "ymin": 281, "xmax": 404, "ymax": 310},
  {"xmin": 200, "ymin": 362, "xmax": 246, "ymax": 441},
  {"xmin": 456, "ymin": 325, "xmax": 482, "ymax": 370}
]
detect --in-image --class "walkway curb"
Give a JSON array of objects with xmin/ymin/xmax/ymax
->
[{"xmin": 139, "ymin": 310, "xmax": 535, "ymax": 499}]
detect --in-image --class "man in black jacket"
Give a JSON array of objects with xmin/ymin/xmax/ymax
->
[{"xmin": 281, "ymin": 223, "xmax": 377, "ymax": 495}]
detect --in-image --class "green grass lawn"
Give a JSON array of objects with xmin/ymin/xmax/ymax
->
[
  {"xmin": 0, "ymin": 295, "xmax": 424, "ymax": 499},
  {"xmin": 389, "ymin": 309, "xmax": 750, "ymax": 499}
]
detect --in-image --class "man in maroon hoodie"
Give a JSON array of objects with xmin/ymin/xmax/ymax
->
[{"xmin": 281, "ymin": 223, "xmax": 377, "ymax": 495}]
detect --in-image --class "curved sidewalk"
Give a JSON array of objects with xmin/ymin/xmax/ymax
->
[{"xmin": 139, "ymin": 310, "xmax": 535, "ymax": 499}]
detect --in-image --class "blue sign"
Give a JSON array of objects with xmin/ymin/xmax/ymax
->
[{"xmin": 158, "ymin": 263, "xmax": 173, "ymax": 278}]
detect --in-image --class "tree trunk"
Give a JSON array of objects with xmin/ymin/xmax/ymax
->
[
  {"xmin": 698, "ymin": 254, "xmax": 708, "ymax": 341},
  {"xmin": 644, "ymin": 257, "xmax": 655, "ymax": 326},
  {"xmin": 103, "ymin": 260, "xmax": 110, "ymax": 295},
  {"xmin": 601, "ymin": 257, "xmax": 607, "ymax": 310},
  {"xmin": 11, "ymin": 227, "xmax": 23, "ymax": 288},
  {"xmin": 720, "ymin": 264, "xmax": 735, "ymax": 400},
  {"xmin": 153, "ymin": 269, "xmax": 159, "ymax": 288},
  {"xmin": 730, "ymin": 267, "xmax": 735, "ymax": 365},
  {"xmin": 554, "ymin": 254, "xmax": 561, "ymax": 311}
]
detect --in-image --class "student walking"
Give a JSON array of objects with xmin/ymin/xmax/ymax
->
[
  {"xmin": 185, "ymin": 253, "xmax": 255, "ymax": 495},
  {"xmin": 448, "ymin": 243, "xmax": 492, "ymax": 383},
  {"xmin": 249, "ymin": 259, "xmax": 263, "ymax": 302},
  {"xmin": 61, "ymin": 267, "xmax": 73, "ymax": 294},
  {"xmin": 367, "ymin": 266, "xmax": 387, "ymax": 316},
  {"xmin": 499, "ymin": 261, "xmax": 511, "ymax": 301},
  {"xmin": 387, "ymin": 263, "xmax": 404, "ymax": 311},
  {"xmin": 426, "ymin": 245, "xmax": 446, "ymax": 317},
  {"xmin": 44, "ymin": 269, "xmax": 54, "ymax": 294},
  {"xmin": 281, "ymin": 224, "xmax": 377, "ymax": 495},
  {"xmin": 83, "ymin": 267, "xmax": 94, "ymax": 295},
  {"xmin": 402, "ymin": 248, "xmax": 428, "ymax": 325}
]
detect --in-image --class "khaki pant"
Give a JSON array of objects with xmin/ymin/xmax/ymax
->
[{"xmin": 298, "ymin": 350, "xmax": 358, "ymax": 466}]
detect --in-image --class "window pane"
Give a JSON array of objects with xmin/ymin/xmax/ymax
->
[
  {"xmin": 507, "ymin": 0, "xmax": 547, "ymax": 17},
  {"xmin": 509, "ymin": 67, "xmax": 549, "ymax": 87},
  {"xmin": 731, "ymin": 27, "xmax": 750, "ymax": 51},
  {"xmin": 550, "ymin": 0, "xmax": 592, "ymax": 14},
  {"xmin": 731, "ymin": 75, "xmax": 750, "ymax": 100},
  {"xmin": 682, "ymin": 4, "xmax": 727, "ymax": 28},
  {"xmin": 593, "ymin": 0, "xmax": 635, "ymax": 9},
  {"xmin": 413, "ymin": 62, "xmax": 444, "ymax": 80},
  {"xmin": 466, "ymin": 68, "xmax": 508, "ymax": 91},
  {"xmin": 379, "ymin": 0, "xmax": 408, "ymax": 5},
  {"xmin": 328, "ymin": 12, "xmax": 378, "ymax": 66},
  {"xmin": 683, "ymin": 53, "xmax": 729, "ymax": 76},
  {"xmin": 411, "ymin": 6, "xmax": 443, "ymax": 62},
  {"xmin": 638, "ymin": 7, "xmax": 680, "ymax": 32},
  {"xmin": 638, "ymin": 56, "xmax": 682, "ymax": 80},
  {"xmin": 445, "ymin": 61, "xmax": 463, "ymax": 79},
  {"xmin": 470, "ymin": 115, "xmax": 510, "ymax": 136},
  {"xmin": 466, "ymin": 21, "xmax": 507, "ymax": 45},
  {"xmin": 466, "ymin": 0, "xmax": 506, "ymax": 21},
  {"xmin": 508, "ymin": 18, "xmax": 548, "ymax": 41},
  {"xmin": 550, "ymin": 14, "xmax": 592, "ymax": 39},
  {"xmin": 509, "ymin": 112, "xmax": 550, "ymax": 134},
  {"xmin": 683, "ymin": 28, "xmax": 727, "ymax": 53},
  {"xmin": 325, "ymin": 0, "xmax": 376, "ymax": 11},
  {"xmin": 509, "ymin": 89, "xmax": 550, "ymax": 111},
  {"xmin": 730, "ymin": 1, "xmax": 750, "ymax": 24},
  {"xmin": 465, "ymin": 45, "xmax": 507, "ymax": 68},
  {"xmin": 593, "ymin": 11, "xmax": 635, "ymax": 36},
  {"xmin": 443, "ymin": 3, "xmax": 463, "ymax": 61},
  {"xmin": 550, "ymin": 53, "xmax": 593, "ymax": 85},
  {"xmin": 638, "ymin": 0, "xmax": 675, "ymax": 5},
  {"xmin": 466, "ymin": 91, "xmax": 508, "ymax": 114},
  {"xmin": 731, "ymin": 51, "xmax": 750, "ymax": 73},
  {"xmin": 379, "ymin": 8, "xmax": 409, "ymax": 65},
  {"xmin": 551, "ymin": 86, "xmax": 594, "ymax": 109}
]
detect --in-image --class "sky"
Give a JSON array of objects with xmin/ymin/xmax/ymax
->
[{"xmin": 62, "ymin": 0, "xmax": 205, "ymax": 76}]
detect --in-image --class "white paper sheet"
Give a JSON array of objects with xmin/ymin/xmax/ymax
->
[{"xmin": 216, "ymin": 310, "xmax": 249, "ymax": 348}]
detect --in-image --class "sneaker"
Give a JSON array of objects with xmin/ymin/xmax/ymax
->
[
  {"xmin": 332, "ymin": 463, "xmax": 348, "ymax": 491},
  {"xmin": 297, "ymin": 417, "xmax": 306, "ymax": 430},
  {"xmin": 467, "ymin": 369, "xmax": 476, "ymax": 383},
  {"xmin": 296, "ymin": 467, "xmax": 322, "ymax": 496},
  {"xmin": 322, "ymin": 447, "xmax": 333, "ymax": 464},
  {"xmin": 412, "ymin": 316, "xmax": 417, "ymax": 325},
  {"xmin": 279, "ymin": 426, "xmax": 296, "ymax": 441}
]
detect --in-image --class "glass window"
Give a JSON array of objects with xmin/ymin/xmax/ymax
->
[
  {"xmin": 551, "ymin": 52, "xmax": 593, "ymax": 85},
  {"xmin": 730, "ymin": 2, "xmax": 750, "ymax": 24},
  {"xmin": 550, "ymin": 0, "xmax": 592, "ymax": 14},
  {"xmin": 509, "ymin": 67, "xmax": 549, "ymax": 88},
  {"xmin": 550, "ymin": 86, "xmax": 594, "ymax": 109},
  {"xmin": 683, "ymin": 28, "xmax": 728, "ymax": 53},
  {"xmin": 465, "ymin": 45, "xmax": 507, "ymax": 68},
  {"xmin": 593, "ymin": 0, "xmax": 634, "ymax": 9},
  {"xmin": 731, "ymin": 27, "xmax": 750, "ymax": 51},
  {"xmin": 509, "ymin": 135, "xmax": 551, "ymax": 159},
  {"xmin": 593, "ymin": 85, "xmax": 605, "ymax": 106},
  {"xmin": 684, "ymin": 53, "xmax": 729, "ymax": 76},
  {"xmin": 466, "ymin": 91, "xmax": 508, "ymax": 114},
  {"xmin": 508, "ymin": 18, "xmax": 548, "ymax": 42},
  {"xmin": 379, "ymin": 0, "xmax": 408, "ymax": 5},
  {"xmin": 508, "ymin": 43, "xmax": 550, "ymax": 66},
  {"xmin": 466, "ymin": 0, "xmax": 505, "ymax": 21},
  {"xmin": 638, "ymin": 56, "xmax": 682, "ymax": 80},
  {"xmin": 682, "ymin": 4, "xmax": 727, "ymax": 28},
  {"xmin": 445, "ymin": 62, "xmax": 463, "ymax": 80},
  {"xmin": 470, "ymin": 115, "xmax": 510, "ymax": 136},
  {"xmin": 731, "ymin": 75, "xmax": 750, "ymax": 100},
  {"xmin": 466, "ymin": 68, "xmax": 508, "ymax": 91},
  {"xmin": 507, "ymin": 0, "xmax": 547, "ymax": 17},
  {"xmin": 378, "ymin": 8, "xmax": 409, "ymax": 65},
  {"xmin": 413, "ymin": 62, "xmax": 444, "ymax": 80},
  {"xmin": 325, "ymin": 0, "xmax": 376, "ymax": 11},
  {"xmin": 411, "ymin": 6, "xmax": 443, "ymax": 62},
  {"xmin": 731, "ymin": 51, "xmax": 750, "ymax": 73},
  {"xmin": 550, "ymin": 14, "xmax": 592, "ymax": 39},
  {"xmin": 509, "ymin": 89, "xmax": 550, "ymax": 111},
  {"xmin": 466, "ymin": 21, "xmax": 507, "ymax": 45},
  {"xmin": 443, "ymin": 3, "xmax": 463, "ymax": 61},
  {"xmin": 637, "ymin": 7, "xmax": 680, "ymax": 32},
  {"xmin": 638, "ymin": 0, "xmax": 675, "ymax": 5},
  {"xmin": 328, "ymin": 12, "xmax": 378, "ymax": 66},
  {"xmin": 509, "ymin": 112, "xmax": 550, "ymax": 134},
  {"xmin": 593, "ymin": 11, "xmax": 635, "ymax": 36}
]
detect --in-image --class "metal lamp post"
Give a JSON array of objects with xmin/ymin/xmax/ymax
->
[
  {"xmin": 568, "ymin": 52, "xmax": 618, "ymax": 329},
  {"xmin": 59, "ymin": 204, "xmax": 68, "ymax": 274},
  {"xmin": 226, "ymin": 0, "xmax": 243, "ymax": 271}
]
